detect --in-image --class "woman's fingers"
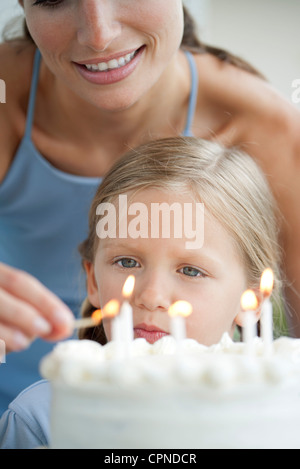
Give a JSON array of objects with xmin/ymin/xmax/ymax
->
[
  {"xmin": 0, "ymin": 287, "xmax": 52, "ymax": 336},
  {"xmin": 0, "ymin": 263, "xmax": 74, "ymax": 350},
  {"xmin": 0, "ymin": 322, "xmax": 32, "ymax": 354}
]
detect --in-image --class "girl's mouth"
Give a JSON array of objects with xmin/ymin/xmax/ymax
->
[
  {"xmin": 74, "ymin": 46, "xmax": 145, "ymax": 85},
  {"xmin": 134, "ymin": 323, "xmax": 169, "ymax": 344}
]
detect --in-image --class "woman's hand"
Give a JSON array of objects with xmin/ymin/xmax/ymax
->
[{"xmin": 0, "ymin": 263, "xmax": 74, "ymax": 353}]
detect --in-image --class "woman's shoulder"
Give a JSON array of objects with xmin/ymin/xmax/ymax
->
[
  {"xmin": 0, "ymin": 42, "xmax": 36, "ymax": 183},
  {"xmin": 193, "ymin": 51, "xmax": 267, "ymax": 107},
  {"xmin": 192, "ymin": 51, "xmax": 300, "ymax": 144},
  {"xmin": 193, "ymin": 51, "xmax": 296, "ymax": 119}
]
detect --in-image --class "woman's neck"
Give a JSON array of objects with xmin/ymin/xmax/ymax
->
[{"xmin": 38, "ymin": 49, "xmax": 190, "ymax": 150}]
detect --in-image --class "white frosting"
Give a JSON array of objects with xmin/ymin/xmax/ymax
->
[
  {"xmin": 41, "ymin": 334, "xmax": 300, "ymax": 449},
  {"xmin": 41, "ymin": 334, "xmax": 300, "ymax": 389}
]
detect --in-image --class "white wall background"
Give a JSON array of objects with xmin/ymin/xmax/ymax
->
[
  {"xmin": 206, "ymin": 0, "xmax": 300, "ymax": 101},
  {"xmin": 0, "ymin": 0, "xmax": 299, "ymax": 100},
  {"xmin": 0, "ymin": 0, "xmax": 23, "ymax": 33}
]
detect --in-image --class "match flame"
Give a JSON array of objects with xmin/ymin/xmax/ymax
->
[
  {"xmin": 122, "ymin": 275, "xmax": 135, "ymax": 299},
  {"xmin": 91, "ymin": 309, "xmax": 103, "ymax": 324},
  {"xmin": 260, "ymin": 268, "xmax": 274, "ymax": 297},
  {"xmin": 168, "ymin": 300, "xmax": 193, "ymax": 318},
  {"xmin": 102, "ymin": 299, "xmax": 120, "ymax": 319},
  {"xmin": 241, "ymin": 290, "xmax": 259, "ymax": 311}
]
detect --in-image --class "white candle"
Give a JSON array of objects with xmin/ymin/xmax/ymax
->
[
  {"xmin": 243, "ymin": 310, "xmax": 257, "ymax": 345},
  {"xmin": 240, "ymin": 290, "xmax": 258, "ymax": 353},
  {"xmin": 170, "ymin": 315, "xmax": 186, "ymax": 342},
  {"xmin": 119, "ymin": 276, "xmax": 135, "ymax": 355},
  {"xmin": 102, "ymin": 300, "xmax": 121, "ymax": 343},
  {"xmin": 260, "ymin": 268, "xmax": 274, "ymax": 354},
  {"xmin": 168, "ymin": 301, "xmax": 193, "ymax": 343},
  {"xmin": 260, "ymin": 297, "xmax": 273, "ymax": 350},
  {"xmin": 94, "ymin": 299, "xmax": 122, "ymax": 359},
  {"xmin": 111, "ymin": 314, "xmax": 122, "ymax": 343},
  {"xmin": 119, "ymin": 300, "xmax": 134, "ymax": 342}
]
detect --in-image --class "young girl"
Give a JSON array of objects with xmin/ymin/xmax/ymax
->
[
  {"xmin": 78, "ymin": 136, "xmax": 281, "ymax": 346},
  {"xmin": 0, "ymin": 137, "xmax": 282, "ymax": 449}
]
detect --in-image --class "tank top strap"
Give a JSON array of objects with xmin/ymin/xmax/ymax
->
[
  {"xmin": 182, "ymin": 51, "xmax": 199, "ymax": 137},
  {"xmin": 24, "ymin": 48, "xmax": 41, "ymax": 140}
]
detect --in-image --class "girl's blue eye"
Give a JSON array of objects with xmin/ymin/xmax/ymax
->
[
  {"xmin": 116, "ymin": 258, "xmax": 138, "ymax": 269},
  {"xmin": 181, "ymin": 266, "xmax": 203, "ymax": 277}
]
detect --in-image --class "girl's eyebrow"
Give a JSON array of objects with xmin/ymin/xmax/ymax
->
[
  {"xmin": 177, "ymin": 251, "xmax": 223, "ymax": 269},
  {"xmin": 101, "ymin": 240, "xmax": 223, "ymax": 269},
  {"xmin": 101, "ymin": 240, "xmax": 141, "ymax": 252}
]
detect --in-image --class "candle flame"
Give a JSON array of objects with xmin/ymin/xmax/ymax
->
[
  {"xmin": 102, "ymin": 299, "xmax": 120, "ymax": 319},
  {"xmin": 241, "ymin": 290, "xmax": 258, "ymax": 311},
  {"xmin": 168, "ymin": 300, "xmax": 193, "ymax": 318},
  {"xmin": 260, "ymin": 268, "xmax": 274, "ymax": 297},
  {"xmin": 122, "ymin": 275, "xmax": 135, "ymax": 298},
  {"xmin": 91, "ymin": 309, "xmax": 103, "ymax": 324}
]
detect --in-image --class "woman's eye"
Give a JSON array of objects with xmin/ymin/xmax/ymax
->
[
  {"xmin": 180, "ymin": 266, "xmax": 204, "ymax": 277},
  {"xmin": 116, "ymin": 258, "xmax": 139, "ymax": 269},
  {"xmin": 33, "ymin": 0, "xmax": 64, "ymax": 8}
]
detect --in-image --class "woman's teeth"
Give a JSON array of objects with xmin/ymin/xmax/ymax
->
[{"xmin": 84, "ymin": 51, "xmax": 136, "ymax": 72}]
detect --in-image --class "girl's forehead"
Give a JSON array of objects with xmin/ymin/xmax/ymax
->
[{"xmin": 96, "ymin": 192, "xmax": 243, "ymax": 266}]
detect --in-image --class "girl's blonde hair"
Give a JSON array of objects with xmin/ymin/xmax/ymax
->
[{"xmin": 78, "ymin": 137, "xmax": 282, "ymax": 342}]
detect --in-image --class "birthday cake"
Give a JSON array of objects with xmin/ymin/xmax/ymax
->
[{"xmin": 41, "ymin": 333, "xmax": 300, "ymax": 449}]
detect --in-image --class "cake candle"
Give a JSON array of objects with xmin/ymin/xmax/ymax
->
[
  {"xmin": 168, "ymin": 301, "xmax": 193, "ymax": 342},
  {"xmin": 101, "ymin": 299, "xmax": 122, "ymax": 359},
  {"xmin": 102, "ymin": 300, "xmax": 121, "ymax": 342},
  {"xmin": 119, "ymin": 275, "xmax": 135, "ymax": 344},
  {"xmin": 260, "ymin": 268, "xmax": 274, "ymax": 353},
  {"xmin": 240, "ymin": 290, "xmax": 258, "ymax": 353}
]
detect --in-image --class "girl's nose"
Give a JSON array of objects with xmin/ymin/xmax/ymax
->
[
  {"xmin": 77, "ymin": 0, "xmax": 122, "ymax": 52},
  {"xmin": 134, "ymin": 271, "xmax": 172, "ymax": 313}
]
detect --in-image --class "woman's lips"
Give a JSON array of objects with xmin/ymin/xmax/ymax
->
[
  {"xmin": 134, "ymin": 324, "xmax": 169, "ymax": 344},
  {"xmin": 73, "ymin": 46, "xmax": 145, "ymax": 86},
  {"xmin": 75, "ymin": 47, "xmax": 140, "ymax": 65}
]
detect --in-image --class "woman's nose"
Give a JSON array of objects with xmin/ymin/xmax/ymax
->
[
  {"xmin": 134, "ymin": 271, "xmax": 172, "ymax": 313},
  {"xmin": 77, "ymin": 0, "xmax": 122, "ymax": 52}
]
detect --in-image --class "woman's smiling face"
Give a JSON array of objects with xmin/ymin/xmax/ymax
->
[
  {"xmin": 21, "ymin": 0, "xmax": 184, "ymax": 110},
  {"xmin": 85, "ymin": 188, "xmax": 250, "ymax": 346}
]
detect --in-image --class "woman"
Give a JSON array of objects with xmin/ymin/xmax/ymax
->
[{"xmin": 0, "ymin": 0, "xmax": 299, "ymax": 413}]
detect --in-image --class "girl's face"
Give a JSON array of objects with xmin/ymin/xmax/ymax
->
[
  {"xmin": 22, "ymin": 0, "xmax": 184, "ymax": 110},
  {"xmin": 85, "ymin": 189, "xmax": 251, "ymax": 346}
]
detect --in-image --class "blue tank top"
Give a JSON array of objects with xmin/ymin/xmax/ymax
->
[{"xmin": 0, "ymin": 49, "xmax": 198, "ymax": 414}]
